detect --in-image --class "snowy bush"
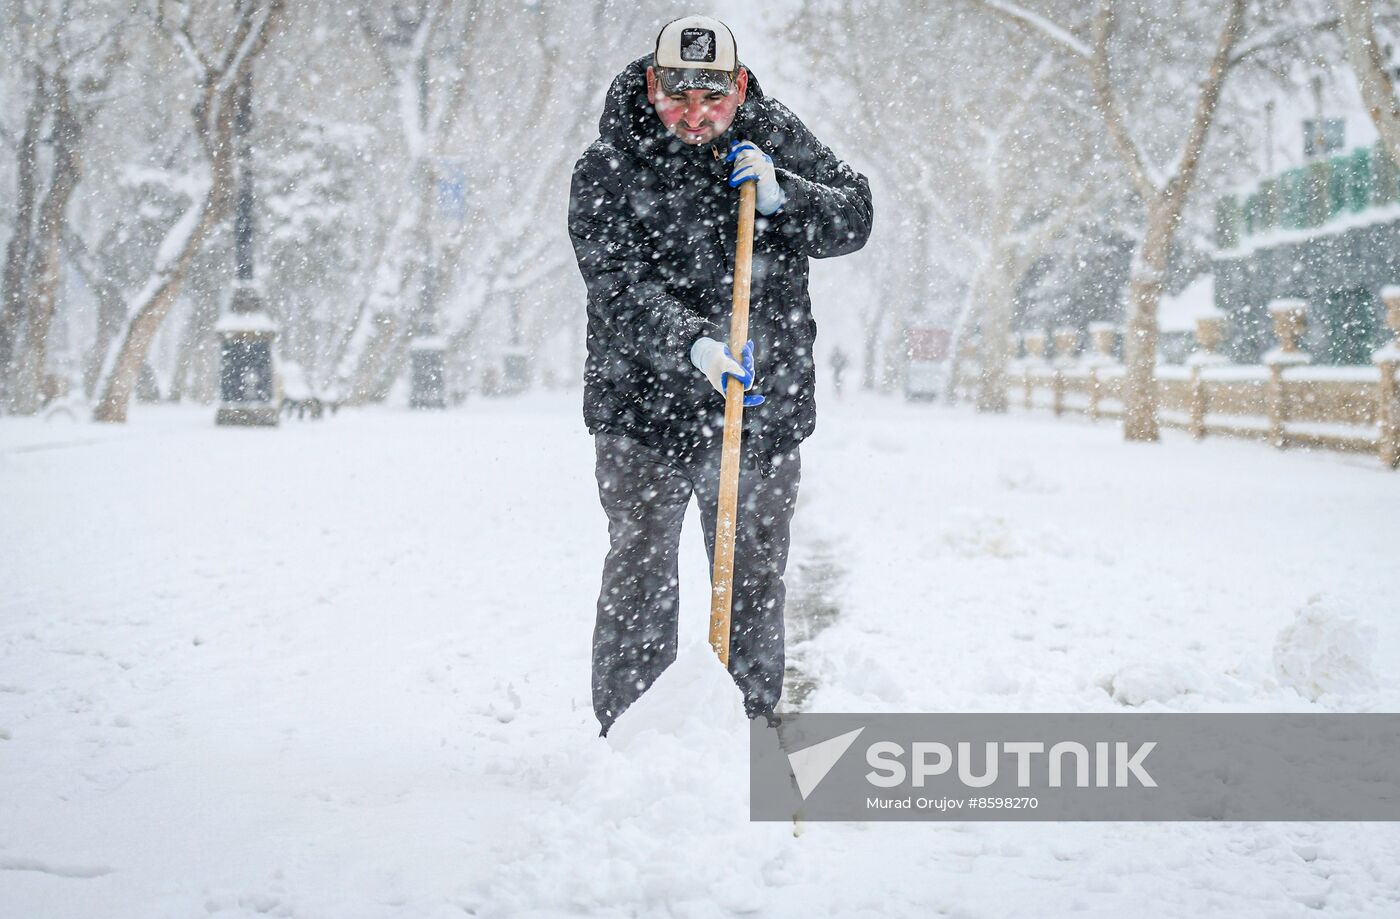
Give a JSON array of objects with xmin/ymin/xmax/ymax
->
[
  {"xmin": 1100, "ymin": 662, "xmax": 1207, "ymax": 707},
  {"xmin": 1272, "ymin": 596, "xmax": 1377, "ymax": 701}
]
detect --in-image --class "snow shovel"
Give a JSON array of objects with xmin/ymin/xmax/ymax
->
[{"xmin": 708, "ymin": 180, "xmax": 757, "ymax": 669}]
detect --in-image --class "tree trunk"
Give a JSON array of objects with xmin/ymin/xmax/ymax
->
[
  {"xmin": 12, "ymin": 80, "xmax": 83, "ymax": 415},
  {"xmin": 0, "ymin": 73, "xmax": 48, "ymax": 410},
  {"xmin": 340, "ymin": 311, "xmax": 403, "ymax": 405},
  {"xmin": 1337, "ymin": 0, "xmax": 1400, "ymax": 167},
  {"xmin": 975, "ymin": 265, "xmax": 1014, "ymax": 413},
  {"xmin": 338, "ymin": 195, "xmax": 421, "ymax": 403},
  {"xmin": 168, "ymin": 280, "xmax": 222, "ymax": 403},
  {"xmin": 860, "ymin": 298, "xmax": 888, "ymax": 391},
  {"xmin": 93, "ymin": 110, "xmax": 235, "ymax": 423},
  {"xmin": 1121, "ymin": 213, "xmax": 1171, "ymax": 441},
  {"xmin": 91, "ymin": 3, "xmax": 281, "ymax": 423},
  {"xmin": 942, "ymin": 274, "xmax": 982, "ymax": 406},
  {"xmin": 69, "ymin": 233, "xmax": 133, "ymax": 400},
  {"xmin": 1091, "ymin": 0, "xmax": 1245, "ymax": 443},
  {"xmin": 92, "ymin": 178, "xmax": 232, "ymax": 423}
]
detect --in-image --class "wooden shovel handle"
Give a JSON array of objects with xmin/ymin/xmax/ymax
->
[{"xmin": 709, "ymin": 181, "xmax": 757, "ymax": 668}]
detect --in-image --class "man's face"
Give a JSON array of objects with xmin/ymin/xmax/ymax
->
[{"xmin": 647, "ymin": 66, "xmax": 748, "ymax": 146}]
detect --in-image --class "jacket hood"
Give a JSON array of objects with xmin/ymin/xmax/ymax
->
[{"xmin": 597, "ymin": 54, "xmax": 773, "ymax": 169}]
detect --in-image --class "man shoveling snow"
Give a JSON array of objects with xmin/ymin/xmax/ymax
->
[{"xmin": 568, "ymin": 15, "xmax": 873, "ymax": 736}]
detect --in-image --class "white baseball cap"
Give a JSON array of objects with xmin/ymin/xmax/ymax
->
[{"xmin": 653, "ymin": 15, "xmax": 739, "ymax": 95}]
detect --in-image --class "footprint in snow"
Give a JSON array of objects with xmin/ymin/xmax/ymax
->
[
  {"xmin": 0, "ymin": 856, "xmax": 113, "ymax": 879},
  {"xmin": 475, "ymin": 682, "xmax": 522, "ymax": 723}
]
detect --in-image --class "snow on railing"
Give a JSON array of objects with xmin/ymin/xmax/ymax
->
[{"xmin": 992, "ymin": 292, "xmax": 1400, "ymax": 469}]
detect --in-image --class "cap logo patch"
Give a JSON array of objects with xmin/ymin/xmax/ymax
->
[{"xmin": 680, "ymin": 28, "xmax": 716, "ymax": 62}]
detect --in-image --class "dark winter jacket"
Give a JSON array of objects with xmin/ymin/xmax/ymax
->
[{"xmin": 568, "ymin": 55, "xmax": 873, "ymax": 471}]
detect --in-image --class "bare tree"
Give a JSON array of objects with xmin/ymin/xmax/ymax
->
[
  {"xmin": 952, "ymin": 55, "xmax": 1106, "ymax": 412},
  {"xmin": 1335, "ymin": 0, "xmax": 1400, "ymax": 165},
  {"xmin": 778, "ymin": 1, "xmax": 1107, "ymax": 399},
  {"xmin": 773, "ymin": 0, "xmax": 984, "ymax": 391},
  {"xmin": 331, "ymin": 0, "xmax": 636, "ymax": 402},
  {"xmin": 439, "ymin": 0, "xmax": 634, "ymax": 391},
  {"xmin": 9, "ymin": 25, "xmax": 125, "ymax": 413},
  {"xmin": 93, "ymin": 0, "xmax": 283, "ymax": 423},
  {"xmin": 8, "ymin": 72, "xmax": 84, "ymax": 413},
  {"xmin": 0, "ymin": 1, "xmax": 128, "ymax": 414},
  {"xmin": 0, "ymin": 64, "xmax": 47, "ymax": 407},
  {"xmin": 62, "ymin": 227, "xmax": 129, "ymax": 399},
  {"xmin": 333, "ymin": 0, "xmax": 482, "ymax": 404},
  {"xmin": 977, "ymin": 0, "xmax": 1257, "ymax": 440}
]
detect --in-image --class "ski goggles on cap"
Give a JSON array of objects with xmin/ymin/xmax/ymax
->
[{"xmin": 654, "ymin": 66, "xmax": 738, "ymax": 95}]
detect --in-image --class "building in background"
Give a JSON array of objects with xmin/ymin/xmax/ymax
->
[{"xmin": 1214, "ymin": 114, "xmax": 1400, "ymax": 365}]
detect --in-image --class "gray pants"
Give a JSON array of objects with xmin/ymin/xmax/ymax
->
[{"xmin": 592, "ymin": 433, "xmax": 801, "ymax": 735}]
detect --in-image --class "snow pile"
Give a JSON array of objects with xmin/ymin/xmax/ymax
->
[
  {"xmin": 1272, "ymin": 596, "xmax": 1377, "ymax": 701},
  {"xmin": 939, "ymin": 510, "xmax": 1029, "ymax": 558},
  {"xmin": 794, "ymin": 644, "xmax": 908, "ymax": 709},
  {"xmin": 470, "ymin": 642, "xmax": 799, "ymax": 917},
  {"xmin": 938, "ymin": 509, "xmax": 1072, "ymax": 559},
  {"xmin": 1100, "ymin": 661, "xmax": 1208, "ymax": 706},
  {"xmin": 997, "ymin": 461, "xmax": 1061, "ymax": 494},
  {"xmin": 604, "ymin": 640, "xmax": 748, "ymax": 751}
]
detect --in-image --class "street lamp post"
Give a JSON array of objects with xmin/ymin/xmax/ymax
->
[
  {"xmin": 215, "ymin": 67, "xmax": 279, "ymax": 427},
  {"xmin": 501, "ymin": 296, "xmax": 529, "ymax": 395}
]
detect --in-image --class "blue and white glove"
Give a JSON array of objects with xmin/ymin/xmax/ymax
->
[
  {"xmin": 725, "ymin": 140, "xmax": 786, "ymax": 216},
  {"xmin": 690, "ymin": 337, "xmax": 765, "ymax": 407}
]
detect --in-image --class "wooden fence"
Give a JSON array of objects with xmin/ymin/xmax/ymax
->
[{"xmin": 995, "ymin": 292, "xmax": 1400, "ymax": 469}]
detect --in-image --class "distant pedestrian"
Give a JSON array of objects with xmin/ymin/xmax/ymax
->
[{"xmin": 830, "ymin": 347, "xmax": 849, "ymax": 400}]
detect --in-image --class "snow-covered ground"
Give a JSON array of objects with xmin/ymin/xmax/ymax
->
[{"xmin": 2, "ymin": 392, "xmax": 1397, "ymax": 918}]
